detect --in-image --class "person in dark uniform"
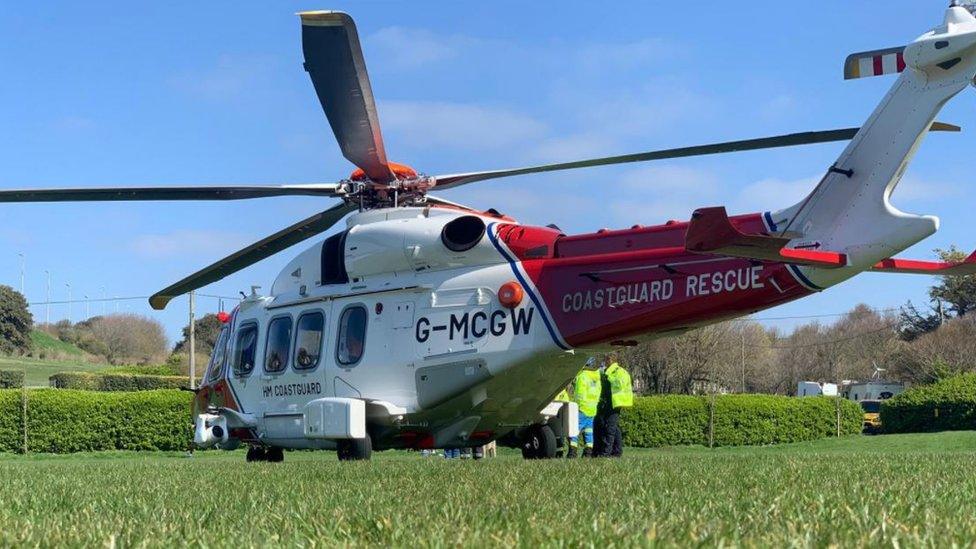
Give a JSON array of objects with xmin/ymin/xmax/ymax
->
[{"xmin": 595, "ymin": 354, "xmax": 633, "ymax": 457}]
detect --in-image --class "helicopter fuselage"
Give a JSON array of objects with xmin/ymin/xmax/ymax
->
[{"xmin": 194, "ymin": 205, "xmax": 813, "ymax": 451}]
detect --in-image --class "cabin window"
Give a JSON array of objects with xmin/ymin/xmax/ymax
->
[
  {"xmin": 294, "ymin": 312, "xmax": 325, "ymax": 371},
  {"xmin": 336, "ymin": 305, "xmax": 367, "ymax": 366},
  {"xmin": 264, "ymin": 316, "xmax": 293, "ymax": 374},
  {"xmin": 232, "ymin": 323, "xmax": 259, "ymax": 377},
  {"xmin": 207, "ymin": 327, "xmax": 230, "ymax": 382},
  {"xmin": 321, "ymin": 231, "xmax": 349, "ymax": 285}
]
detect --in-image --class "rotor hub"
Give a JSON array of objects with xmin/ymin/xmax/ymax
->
[{"xmin": 350, "ymin": 161, "xmax": 418, "ymax": 182}]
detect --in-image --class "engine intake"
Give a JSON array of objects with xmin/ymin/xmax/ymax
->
[{"xmin": 441, "ymin": 215, "xmax": 486, "ymax": 252}]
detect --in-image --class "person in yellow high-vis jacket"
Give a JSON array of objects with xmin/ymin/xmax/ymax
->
[
  {"xmin": 595, "ymin": 354, "xmax": 633, "ymax": 458},
  {"xmin": 553, "ymin": 387, "xmax": 574, "ymax": 458},
  {"xmin": 573, "ymin": 358, "xmax": 602, "ymax": 457}
]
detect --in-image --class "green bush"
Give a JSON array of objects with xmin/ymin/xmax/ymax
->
[
  {"xmin": 104, "ymin": 364, "xmax": 183, "ymax": 376},
  {"xmin": 49, "ymin": 372, "xmax": 188, "ymax": 391},
  {"xmin": 881, "ymin": 374, "xmax": 976, "ymax": 433},
  {"xmin": 0, "ymin": 370, "xmax": 24, "ymax": 389},
  {"xmin": 621, "ymin": 394, "xmax": 862, "ymax": 448},
  {"xmin": 619, "ymin": 395, "xmax": 709, "ymax": 447},
  {"xmin": 0, "ymin": 389, "xmax": 191, "ymax": 453}
]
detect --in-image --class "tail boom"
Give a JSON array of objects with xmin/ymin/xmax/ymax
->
[{"xmin": 768, "ymin": 6, "xmax": 976, "ymax": 291}]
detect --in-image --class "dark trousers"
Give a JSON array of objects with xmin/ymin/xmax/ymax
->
[{"xmin": 595, "ymin": 409, "xmax": 622, "ymax": 457}]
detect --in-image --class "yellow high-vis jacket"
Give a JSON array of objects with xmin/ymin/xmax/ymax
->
[
  {"xmin": 606, "ymin": 363, "xmax": 634, "ymax": 408},
  {"xmin": 574, "ymin": 369, "xmax": 602, "ymax": 416}
]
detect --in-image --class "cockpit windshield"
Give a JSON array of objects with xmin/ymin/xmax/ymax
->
[{"xmin": 206, "ymin": 327, "xmax": 230, "ymax": 383}]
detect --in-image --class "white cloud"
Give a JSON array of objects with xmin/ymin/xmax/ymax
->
[
  {"xmin": 169, "ymin": 54, "xmax": 276, "ymax": 99},
  {"xmin": 893, "ymin": 175, "xmax": 959, "ymax": 202},
  {"xmin": 574, "ymin": 38, "xmax": 674, "ymax": 73},
  {"xmin": 367, "ymin": 27, "xmax": 463, "ymax": 70},
  {"xmin": 129, "ymin": 230, "xmax": 250, "ymax": 260},
  {"xmin": 381, "ymin": 100, "xmax": 547, "ymax": 151},
  {"xmin": 529, "ymin": 133, "xmax": 618, "ymax": 163},
  {"xmin": 730, "ymin": 175, "xmax": 819, "ymax": 214},
  {"xmin": 50, "ymin": 116, "xmax": 96, "ymax": 133},
  {"xmin": 757, "ymin": 94, "xmax": 799, "ymax": 122}
]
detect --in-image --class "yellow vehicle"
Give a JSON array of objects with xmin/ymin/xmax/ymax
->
[{"xmin": 860, "ymin": 400, "xmax": 882, "ymax": 434}]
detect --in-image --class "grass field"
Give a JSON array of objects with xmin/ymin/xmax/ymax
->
[
  {"xmin": 0, "ymin": 330, "xmax": 111, "ymax": 386},
  {"xmin": 0, "ymin": 355, "xmax": 112, "ymax": 387},
  {"xmin": 0, "ymin": 432, "xmax": 974, "ymax": 546}
]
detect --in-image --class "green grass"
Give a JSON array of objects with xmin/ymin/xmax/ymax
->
[
  {"xmin": 0, "ymin": 330, "xmax": 112, "ymax": 387},
  {"xmin": 0, "ymin": 356, "xmax": 112, "ymax": 387},
  {"xmin": 0, "ymin": 432, "xmax": 974, "ymax": 546},
  {"xmin": 29, "ymin": 330, "xmax": 84, "ymax": 356}
]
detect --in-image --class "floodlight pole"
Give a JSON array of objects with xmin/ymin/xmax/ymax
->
[
  {"xmin": 44, "ymin": 270, "xmax": 51, "ymax": 324},
  {"xmin": 17, "ymin": 252, "xmax": 25, "ymax": 295},
  {"xmin": 189, "ymin": 291, "xmax": 196, "ymax": 390}
]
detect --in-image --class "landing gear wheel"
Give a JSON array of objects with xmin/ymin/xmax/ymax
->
[
  {"xmin": 246, "ymin": 446, "xmax": 266, "ymax": 462},
  {"xmin": 266, "ymin": 447, "xmax": 284, "ymax": 463},
  {"xmin": 337, "ymin": 435, "xmax": 373, "ymax": 461},
  {"xmin": 521, "ymin": 424, "xmax": 558, "ymax": 460}
]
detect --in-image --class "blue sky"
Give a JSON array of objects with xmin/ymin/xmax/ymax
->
[{"xmin": 0, "ymin": 1, "xmax": 971, "ymax": 343}]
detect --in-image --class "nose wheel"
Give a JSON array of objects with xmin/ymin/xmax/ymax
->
[{"xmin": 521, "ymin": 424, "xmax": 557, "ymax": 459}]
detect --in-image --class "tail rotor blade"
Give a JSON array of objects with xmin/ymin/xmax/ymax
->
[{"xmin": 300, "ymin": 11, "xmax": 392, "ymax": 183}]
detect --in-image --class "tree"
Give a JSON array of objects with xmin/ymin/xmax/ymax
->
[
  {"xmin": 929, "ymin": 246, "xmax": 976, "ymax": 317},
  {"xmin": 87, "ymin": 314, "xmax": 168, "ymax": 364},
  {"xmin": 174, "ymin": 313, "xmax": 224, "ymax": 355},
  {"xmin": 0, "ymin": 285, "xmax": 32, "ymax": 355},
  {"xmin": 899, "ymin": 301, "xmax": 943, "ymax": 341}
]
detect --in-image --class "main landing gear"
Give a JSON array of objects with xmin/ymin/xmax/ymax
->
[
  {"xmin": 337, "ymin": 434, "xmax": 373, "ymax": 461},
  {"xmin": 521, "ymin": 424, "xmax": 558, "ymax": 460},
  {"xmin": 246, "ymin": 446, "xmax": 284, "ymax": 463}
]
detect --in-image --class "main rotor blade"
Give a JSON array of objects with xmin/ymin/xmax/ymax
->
[
  {"xmin": 149, "ymin": 201, "xmax": 357, "ymax": 310},
  {"xmin": 432, "ymin": 128, "xmax": 864, "ymax": 190},
  {"xmin": 0, "ymin": 184, "xmax": 342, "ymax": 203},
  {"xmin": 300, "ymin": 11, "xmax": 392, "ymax": 183}
]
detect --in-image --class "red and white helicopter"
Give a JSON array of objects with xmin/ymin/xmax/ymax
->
[{"xmin": 4, "ymin": 5, "xmax": 976, "ymax": 460}]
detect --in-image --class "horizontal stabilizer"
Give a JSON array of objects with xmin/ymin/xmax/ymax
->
[
  {"xmin": 845, "ymin": 46, "xmax": 907, "ymax": 80},
  {"xmin": 685, "ymin": 207, "xmax": 847, "ymax": 268},
  {"xmin": 872, "ymin": 250, "xmax": 976, "ymax": 275}
]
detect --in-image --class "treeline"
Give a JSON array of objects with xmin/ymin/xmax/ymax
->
[
  {"xmin": 622, "ymin": 247, "xmax": 976, "ymax": 395},
  {"xmin": 40, "ymin": 315, "xmax": 168, "ymax": 365}
]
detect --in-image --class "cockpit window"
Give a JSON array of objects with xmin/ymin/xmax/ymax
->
[
  {"xmin": 336, "ymin": 305, "xmax": 367, "ymax": 366},
  {"xmin": 206, "ymin": 327, "xmax": 230, "ymax": 382},
  {"xmin": 232, "ymin": 323, "xmax": 259, "ymax": 377},
  {"xmin": 294, "ymin": 312, "xmax": 325, "ymax": 371},
  {"xmin": 265, "ymin": 316, "xmax": 293, "ymax": 374}
]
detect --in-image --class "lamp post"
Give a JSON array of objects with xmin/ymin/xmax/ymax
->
[
  {"xmin": 44, "ymin": 270, "xmax": 51, "ymax": 324},
  {"xmin": 85, "ymin": 295, "xmax": 90, "ymax": 319},
  {"xmin": 17, "ymin": 253, "xmax": 24, "ymax": 295},
  {"xmin": 100, "ymin": 286, "xmax": 106, "ymax": 315},
  {"xmin": 65, "ymin": 282, "xmax": 72, "ymax": 322}
]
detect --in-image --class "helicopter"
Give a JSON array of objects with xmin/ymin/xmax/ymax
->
[{"xmin": 3, "ymin": 5, "xmax": 976, "ymax": 460}]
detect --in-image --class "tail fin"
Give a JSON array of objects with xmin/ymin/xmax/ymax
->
[
  {"xmin": 768, "ymin": 5, "xmax": 976, "ymax": 291},
  {"xmin": 844, "ymin": 47, "xmax": 907, "ymax": 79}
]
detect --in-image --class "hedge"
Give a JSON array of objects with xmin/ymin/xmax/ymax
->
[
  {"xmin": 881, "ymin": 374, "xmax": 976, "ymax": 433},
  {"xmin": 49, "ymin": 372, "xmax": 188, "ymax": 391},
  {"xmin": 0, "ymin": 370, "xmax": 24, "ymax": 389},
  {"xmin": 0, "ymin": 389, "xmax": 191, "ymax": 453},
  {"xmin": 621, "ymin": 394, "xmax": 863, "ymax": 448}
]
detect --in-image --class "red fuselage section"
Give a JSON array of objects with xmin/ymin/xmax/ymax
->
[{"xmin": 493, "ymin": 212, "xmax": 812, "ymax": 348}]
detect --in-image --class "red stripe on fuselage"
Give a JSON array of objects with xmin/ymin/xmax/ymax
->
[{"xmin": 500, "ymin": 213, "xmax": 813, "ymax": 347}]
